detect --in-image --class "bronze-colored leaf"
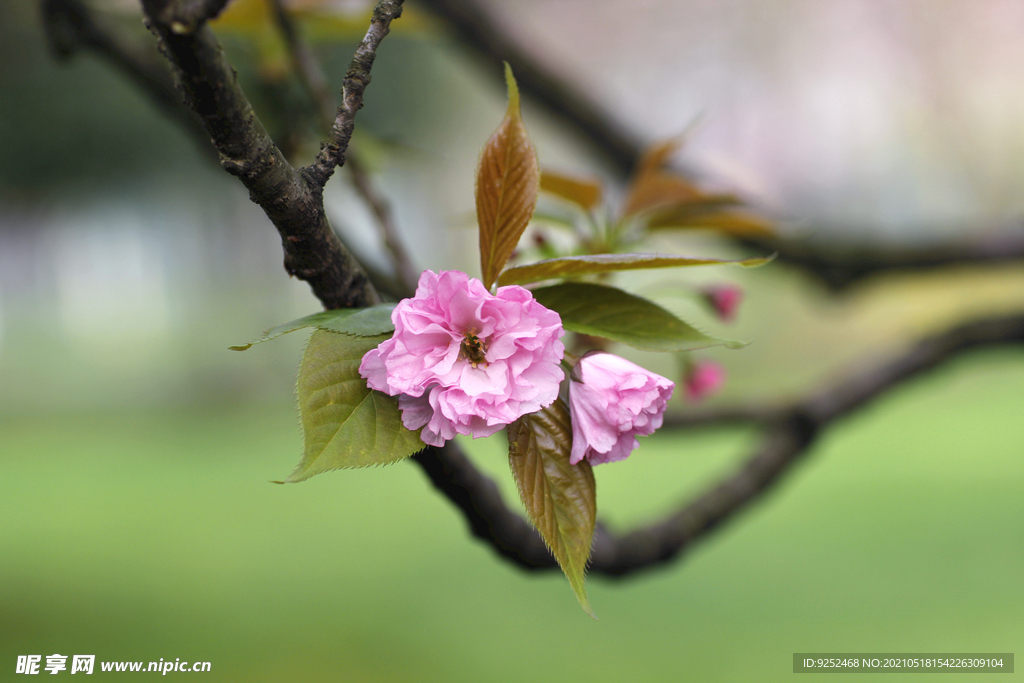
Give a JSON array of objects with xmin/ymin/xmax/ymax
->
[
  {"xmin": 540, "ymin": 170, "xmax": 603, "ymax": 211},
  {"xmin": 620, "ymin": 137, "xmax": 770, "ymax": 237},
  {"xmin": 634, "ymin": 136, "xmax": 684, "ymax": 177},
  {"xmin": 647, "ymin": 208, "xmax": 775, "ymax": 236},
  {"xmin": 476, "ymin": 64, "xmax": 540, "ymax": 290},
  {"xmin": 622, "ymin": 171, "xmax": 706, "ymax": 218},
  {"xmin": 508, "ymin": 400, "xmax": 597, "ymax": 618},
  {"xmin": 497, "ymin": 252, "xmax": 772, "ymax": 286}
]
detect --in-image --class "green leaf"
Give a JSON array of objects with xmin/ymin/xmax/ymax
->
[
  {"xmin": 291, "ymin": 330, "xmax": 424, "ymax": 481},
  {"xmin": 532, "ymin": 282, "xmax": 744, "ymax": 352},
  {"xmin": 229, "ymin": 304, "xmax": 396, "ymax": 350},
  {"xmin": 645, "ymin": 208, "xmax": 775, "ymax": 236},
  {"xmin": 508, "ymin": 399, "xmax": 597, "ymax": 618},
  {"xmin": 476, "ymin": 64, "xmax": 541, "ymax": 290},
  {"xmin": 497, "ymin": 252, "xmax": 773, "ymax": 286}
]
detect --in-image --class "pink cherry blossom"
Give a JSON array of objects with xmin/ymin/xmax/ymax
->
[
  {"xmin": 701, "ymin": 284, "xmax": 743, "ymax": 323},
  {"xmin": 684, "ymin": 360, "xmax": 726, "ymax": 402},
  {"xmin": 568, "ymin": 352, "xmax": 674, "ymax": 466},
  {"xmin": 360, "ymin": 270, "xmax": 565, "ymax": 447}
]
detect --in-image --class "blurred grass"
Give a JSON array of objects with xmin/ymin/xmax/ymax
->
[{"xmin": 1, "ymin": 349, "xmax": 1021, "ymax": 682}]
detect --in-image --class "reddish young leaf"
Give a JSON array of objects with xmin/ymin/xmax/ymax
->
[
  {"xmin": 476, "ymin": 64, "xmax": 540, "ymax": 290},
  {"xmin": 634, "ymin": 136, "xmax": 684, "ymax": 177},
  {"xmin": 539, "ymin": 170, "xmax": 603, "ymax": 211},
  {"xmin": 508, "ymin": 399, "xmax": 597, "ymax": 618},
  {"xmin": 646, "ymin": 208, "xmax": 775, "ymax": 236},
  {"xmin": 622, "ymin": 171, "xmax": 707, "ymax": 218}
]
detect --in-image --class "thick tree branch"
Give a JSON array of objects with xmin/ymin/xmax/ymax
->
[
  {"xmin": 48, "ymin": 0, "xmax": 406, "ymax": 301},
  {"xmin": 141, "ymin": 0, "xmax": 381, "ymax": 308},
  {"xmin": 157, "ymin": 0, "xmax": 233, "ymax": 35},
  {"xmin": 305, "ymin": 0, "xmax": 405, "ymax": 187},
  {"xmin": 416, "ymin": 312, "xmax": 1024, "ymax": 578},
  {"xmin": 739, "ymin": 228, "xmax": 1024, "ymax": 291},
  {"xmin": 411, "ymin": 444, "xmax": 555, "ymax": 567}
]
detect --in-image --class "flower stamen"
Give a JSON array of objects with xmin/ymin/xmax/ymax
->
[{"xmin": 459, "ymin": 329, "xmax": 489, "ymax": 368}]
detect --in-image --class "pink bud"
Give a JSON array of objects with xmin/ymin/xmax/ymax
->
[
  {"xmin": 702, "ymin": 284, "xmax": 743, "ymax": 323},
  {"xmin": 684, "ymin": 360, "xmax": 726, "ymax": 403},
  {"xmin": 567, "ymin": 353, "xmax": 674, "ymax": 465}
]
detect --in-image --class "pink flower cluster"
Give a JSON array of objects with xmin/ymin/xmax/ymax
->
[
  {"xmin": 360, "ymin": 269, "xmax": 676, "ymax": 465},
  {"xmin": 568, "ymin": 353, "xmax": 674, "ymax": 465},
  {"xmin": 360, "ymin": 270, "xmax": 565, "ymax": 447}
]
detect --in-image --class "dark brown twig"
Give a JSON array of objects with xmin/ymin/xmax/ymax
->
[
  {"xmin": 141, "ymin": 0, "xmax": 382, "ymax": 309},
  {"xmin": 157, "ymin": 0, "xmax": 233, "ymax": 35},
  {"xmin": 305, "ymin": 0, "xmax": 405, "ymax": 188},
  {"xmin": 268, "ymin": 0, "xmax": 420, "ymax": 292},
  {"xmin": 267, "ymin": 0, "xmax": 335, "ymax": 130},
  {"xmin": 346, "ymin": 156, "xmax": 422, "ymax": 292}
]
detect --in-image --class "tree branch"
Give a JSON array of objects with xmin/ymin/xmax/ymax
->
[
  {"xmin": 417, "ymin": 312, "xmax": 1024, "ymax": 578},
  {"xmin": 304, "ymin": 0, "xmax": 405, "ymax": 188},
  {"xmin": 157, "ymin": 0, "xmax": 233, "ymax": 35},
  {"xmin": 739, "ymin": 228, "xmax": 1024, "ymax": 291},
  {"xmin": 140, "ymin": 0, "xmax": 382, "ymax": 309},
  {"xmin": 268, "ymin": 0, "xmax": 420, "ymax": 292}
]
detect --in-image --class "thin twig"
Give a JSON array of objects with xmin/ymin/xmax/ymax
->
[
  {"xmin": 267, "ymin": 0, "xmax": 335, "ymax": 130},
  {"xmin": 304, "ymin": 0, "xmax": 405, "ymax": 188},
  {"xmin": 141, "ymin": 0, "xmax": 382, "ymax": 309},
  {"xmin": 346, "ymin": 156, "xmax": 421, "ymax": 292},
  {"xmin": 269, "ymin": 0, "xmax": 420, "ymax": 291}
]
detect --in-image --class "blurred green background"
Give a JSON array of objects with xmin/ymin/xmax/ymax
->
[{"xmin": 1, "ymin": 0, "xmax": 1023, "ymax": 680}]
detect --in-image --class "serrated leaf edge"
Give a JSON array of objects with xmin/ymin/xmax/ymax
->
[
  {"xmin": 509, "ymin": 407, "xmax": 597, "ymax": 618},
  {"xmin": 230, "ymin": 304, "xmax": 397, "ymax": 351}
]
